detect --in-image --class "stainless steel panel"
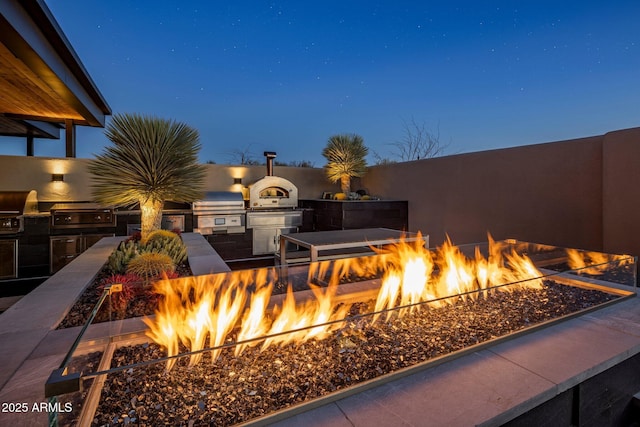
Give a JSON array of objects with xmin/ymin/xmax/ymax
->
[
  {"xmin": 50, "ymin": 203, "xmax": 115, "ymax": 229},
  {"xmin": 246, "ymin": 211, "xmax": 303, "ymax": 228},
  {"xmin": 192, "ymin": 191, "xmax": 245, "ymax": 213},
  {"xmin": 252, "ymin": 227, "xmax": 297, "ymax": 255},
  {"xmin": 197, "ymin": 215, "xmax": 243, "ymax": 229},
  {"xmin": 0, "ymin": 216, "xmax": 22, "ymax": 234},
  {"xmin": 194, "ymin": 213, "xmax": 246, "ymax": 235},
  {"xmin": 162, "ymin": 215, "xmax": 185, "ymax": 232}
]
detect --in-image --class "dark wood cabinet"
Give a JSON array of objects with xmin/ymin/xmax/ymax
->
[
  {"xmin": 0, "ymin": 239, "xmax": 18, "ymax": 279},
  {"xmin": 299, "ymin": 200, "xmax": 408, "ymax": 231},
  {"xmin": 50, "ymin": 234, "xmax": 113, "ymax": 274}
]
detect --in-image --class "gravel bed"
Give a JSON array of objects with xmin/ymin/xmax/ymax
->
[
  {"xmin": 545, "ymin": 262, "xmax": 636, "ymax": 286},
  {"xmin": 55, "ymin": 351, "xmax": 103, "ymax": 426},
  {"xmin": 83, "ymin": 280, "xmax": 618, "ymax": 426}
]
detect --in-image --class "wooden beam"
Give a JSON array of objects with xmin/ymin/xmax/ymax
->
[
  {"xmin": 26, "ymin": 133, "xmax": 34, "ymax": 156},
  {"xmin": 65, "ymin": 119, "xmax": 75, "ymax": 157}
]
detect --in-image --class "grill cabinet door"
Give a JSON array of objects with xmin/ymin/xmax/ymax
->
[
  {"xmin": 252, "ymin": 227, "xmax": 297, "ymax": 255},
  {"xmin": 83, "ymin": 234, "xmax": 114, "ymax": 249},
  {"xmin": 0, "ymin": 239, "xmax": 18, "ymax": 279},
  {"xmin": 50, "ymin": 236, "xmax": 83, "ymax": 274}
]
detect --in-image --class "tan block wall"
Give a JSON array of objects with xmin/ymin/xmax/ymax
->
[{"xmin": 0, "ymin": 155, "xmax": 336, "ymax": 202}]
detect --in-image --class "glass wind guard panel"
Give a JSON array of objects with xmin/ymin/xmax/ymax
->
[{"xmin": 47, "ymin": 279, "xmax": 154, "ymax": 425}]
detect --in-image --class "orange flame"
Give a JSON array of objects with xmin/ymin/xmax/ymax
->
[
  {"xmin": 371, "ymin": 233, "xmax": 543, "ymax": 322},
  {"xmin": 144, "ymin": 268, "xmax": 351, "ymax": 370},
  {"xmin": 145, "ymin": 232, "xmax": 545, "ymax": 370},
  {"xmin": 566, "ymin": 249, "xmax": 632, "ymax": 275}
]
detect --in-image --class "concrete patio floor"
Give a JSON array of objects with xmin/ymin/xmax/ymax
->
[{"xmin": 0, "ymin": 233, "xmax": 638, "ymax": 426}]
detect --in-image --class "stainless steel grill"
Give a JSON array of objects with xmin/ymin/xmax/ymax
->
[
  {"xmin": 193, "ymin": 191, "xmax": 246, "ymax": 234},
  {"xmin": 0, "ymin": 190, "xmax": 38, "ymax": 234},
  {"xmin": 50, "ymin": 203, "xmax": 115, "ymax": 229}
]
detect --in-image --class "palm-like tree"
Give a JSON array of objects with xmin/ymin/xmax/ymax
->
[
  {"xmin": 89, "ymin": 113, "xmax": 206, "ymax": 241},
  {"xmin": 322, "ymin": 133, "xmax": 368, "ymax": 195}
]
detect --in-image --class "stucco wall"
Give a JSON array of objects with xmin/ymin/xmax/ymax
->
[
  {"xmin": 0, "ymin": 155, "xmax": 336, "ymax": 202},
  {"xmin": 602, "ymin": 127, "xmax": 640, "ymax": 257},
  {"xmin": 362, "ymin": 136, "xmax": 606, "ymax": 252},
  {"xmin": 0, "ymin": 156, "xmax": 93, "ymax": 201}
]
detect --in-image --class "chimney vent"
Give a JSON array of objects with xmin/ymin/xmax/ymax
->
[{"xmin": 264, "ymin": 151, "xmax": 276, "ymax": 176}]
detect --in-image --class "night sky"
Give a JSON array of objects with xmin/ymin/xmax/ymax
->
[{"xmin": 5, "ymin": 1, "xmax": 640, "ymax": 166}]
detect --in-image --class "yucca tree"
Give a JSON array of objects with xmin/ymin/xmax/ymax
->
[
  {"xmin": 322, "ymin": 133, "xmax": 368, "ymax": 195},
  {"xmin": 89, "ymin": 113, "xmax": 206, "ymax": 241}
]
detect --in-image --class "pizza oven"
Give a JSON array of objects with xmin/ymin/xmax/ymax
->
[{"xmin": 248, "ymin": 152, "xmax": 298, "ymax": 209}]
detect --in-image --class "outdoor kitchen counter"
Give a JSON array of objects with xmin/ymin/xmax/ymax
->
[{"xmin": 299, "ymin": 199, "xmax": 408, "ymax": 231}]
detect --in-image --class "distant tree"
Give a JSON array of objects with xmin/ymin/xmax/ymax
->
[
  {"xmin": 390, "ymin": 118, "xmax": 449, "ymax": 161},
  {"xmin": 289, "ymin": 160, "xmax": 316, "ymax": 168},
  {"xmin": 274, "ymin": 160, "xmax": 316, "ymax": 167},
  {"xmin": 322, "ymin": 133, "xmax": 368, "ymax": 194},
  {"xmin": 89, "ymin": 113, "xmax": 206, "ymax": 241},
  {"xmin": 372, "ymin": 152, "xmax": 397, "ymax": 165},
  {"xmin": 225, "ymin": 145, "xmax": 261, "ymax": 165},
  {"xmin": 205, "ymin": 160, "xmax": 216, "ymax": 164}
]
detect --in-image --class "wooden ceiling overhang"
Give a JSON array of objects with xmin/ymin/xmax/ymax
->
[{"xmin": 0, "ymin": 0, "xmax": 111, "ymax": 155}]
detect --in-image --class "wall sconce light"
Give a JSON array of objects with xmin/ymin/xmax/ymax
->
[
  {"xmin": 233, "ymin": 177, "xmax": 242, "ymax": 185},
  {"xmin": 51, "ymin": 173, "xmax": 64, "ymax": 182}
]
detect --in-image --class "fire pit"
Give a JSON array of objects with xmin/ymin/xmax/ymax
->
[{"xmin": 46, "ymin": 236, "xmax": 636, "ymax": 426}]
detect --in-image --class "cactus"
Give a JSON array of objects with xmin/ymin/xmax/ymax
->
[
  {"xmin": 145, "ymin": 229, "xmax": 181, "ymax": 244},
  {"xmin": 126, "ymin": 252, "xmax": 175, "ymax": 284},
  {"xmin": 107, "ymin": 239, "xmax": 139, "ymax": 274},
  {"xmin": 140, "ymin": 230, "xmax": 187, "ymax": 265}
]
